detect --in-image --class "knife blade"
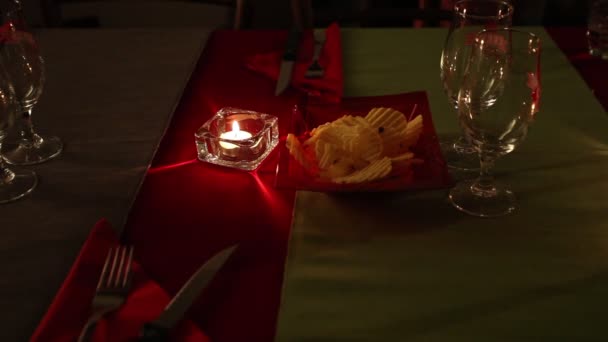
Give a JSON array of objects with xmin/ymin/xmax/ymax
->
[
  {"xmin": 274, "ymin": 28, "xmax": 301, "ymax": 96},
  {"xmin": 138, "ymin": 245, "xmax": 237, "ymax": 341}
]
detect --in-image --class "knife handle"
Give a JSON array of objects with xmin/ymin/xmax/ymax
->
[
  {"xmin": 283, "ymin": 29, "xmax": 301, "ymax": 61},
  {"xmin": 138, "ymin": 322, "xmax": 170, "ymax": 342}
]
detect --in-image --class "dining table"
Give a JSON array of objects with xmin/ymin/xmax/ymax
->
[{"xmin": 1, "ymin": 24, "xmax": 607, "ymax": 342}]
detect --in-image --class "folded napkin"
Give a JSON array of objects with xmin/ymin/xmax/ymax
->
[
  {"xmin": 246, "ymin": 23, "xmax": 343, "ymax": 103},
  {"xmin": 31, "ymin": 219, "xmax": 210, "ymax": 342}
]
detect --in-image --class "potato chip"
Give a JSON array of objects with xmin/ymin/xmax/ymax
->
[
  {"xmin": 321, "ymin": 155, "xmax": 369, "ymax": 179},
  {"xmin": 309, "ymin": 115, "xmax": 382, "ymax": 162},
  {"xmin": 391, "ymin": 157, "xmax": 424, "ymax": 175},
  {"xmin": 364, "ymin": 107, "xmax": 410, "ymax": 157},
  {"xmin": 390, "ymin": 152, "xmax": 414, "ymax": 162},
  {"xmin": 349, "ymin": 125, "xmax": 383, "ymax": 162},
  {"xmin": 314, "ymin": 139, "xmax": 342, "ymax": 170},
  {"xmin": 390, "ymin": 152, "xmax": 421, "ymax": 171},
  {"xmin": 365, "ymin": 108, "xmax": 408, "ymax": 132},
  {"xmin": 333, "ymin": 157, "xmax": 392, "ymax": 184},
  {"xmin": 309, "ymin": 116, "xmax": 367, "ymax": 142},
  {"xmin": 286, "ymin": 134, "xmax": 317, "ymax": 173},
  {"xmin": 402, "ymin": 115, "xmax": 423, "ymax": 150},
  {"xmin": 288, "ymin": 108, "xmax": 424, "ymax": 185}
]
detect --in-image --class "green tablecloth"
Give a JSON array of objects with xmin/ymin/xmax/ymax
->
[{"xmin": 277, "ymin": 27, "xmax": 608, "ymax": 341}]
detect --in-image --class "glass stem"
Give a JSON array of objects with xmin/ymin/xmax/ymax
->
[
  {"xmin": 471, "ymin": 150, "xmax": 497, "ymax": 197},
  {"xmin": 19, "ymin": 108, "xmax": 38, "ymax": 147}
]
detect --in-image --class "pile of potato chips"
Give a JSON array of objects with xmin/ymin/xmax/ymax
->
[{"xmin": 286, "ymin": 107, "xmax": 424, "ymax": 184}]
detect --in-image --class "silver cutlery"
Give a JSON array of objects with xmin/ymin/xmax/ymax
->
[
  {"xmin": 77, "ymin": 245, "xmax": 134, "ymax": 342},
  {"xmin": 138, "ymin": 245, "xmax": 237, "ymax": 341},
  {"xmin": 275, "ymin": 28, "xmax": 301, "ymax": 96},
  {"xmin": 305, "ymin": 30, "xmax": 326, "ymax": 79}
]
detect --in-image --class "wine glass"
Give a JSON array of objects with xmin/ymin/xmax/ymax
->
[
  {"xmin": 0, "ymin": 1, "xmax": 62, "ymax": 165},
  {"xmin": 440, "ymin": 0, "xmax": 513, "ymax": 171},
  {"xmin": 0, "ymin": 52, "xmax": 37, "ymax": 203},
  {"xmin": 449, "ymin": 28, "xmax": 541, "ymax": 217}
]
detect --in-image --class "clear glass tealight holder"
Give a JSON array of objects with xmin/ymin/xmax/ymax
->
[{"xmin": 195, "ymin": 107, "xmax": 279, "ymax": 171}]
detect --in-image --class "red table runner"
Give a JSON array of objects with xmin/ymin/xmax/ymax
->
[{"xmin": 123, "ymin": 30, "xmax": 305, "ymax": 342}]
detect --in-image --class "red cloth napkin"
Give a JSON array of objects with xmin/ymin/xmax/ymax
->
[
  {"xmin": 246, "ymin": 23, "xmax": 343, "ymax": 104},
  {"xmin": 30, "ymin": 219, "xmax": 210, "ymax": 342},
  {"xmin": 545, "ymin": 27, "xmax": 608, "ymax": 111}
]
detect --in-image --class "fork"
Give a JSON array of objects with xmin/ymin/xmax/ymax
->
[
  {"xmin": 77, "ymin": 245, "xmax": 134, "ymax": 342},
  {"xmin": 305, "ymin": 30, "xmax": 326, "ymax": 79}
]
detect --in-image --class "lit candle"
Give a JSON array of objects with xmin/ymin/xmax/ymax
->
[{"xmin": 219, "ymin": 121, "xmax": 252, "ymax": 157}]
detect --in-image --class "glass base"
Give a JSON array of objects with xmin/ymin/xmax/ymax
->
[
  {"xmin": 2, "ymin": 135, "xmax": 63, "ymax": 165},
  {"xmin": 0, "ymin": 168, "xmax": 37, "ymax": 204},
  {"xmin": 440, "ymin": 137, "xmax": 478, "ymax": 172},
  {"xmin": 449, "ymin": 179, "xmax": 517, "ymax": 218}
]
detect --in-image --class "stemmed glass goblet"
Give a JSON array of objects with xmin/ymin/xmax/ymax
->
[
  {"xmin": 0, "ymin": 2, "xmax": 62, "ymax": 165},
  {"xmin": 449, "ymin": 28, "xmax": 542, "ymax": 217},
  {"xmin": 0, "ymin": 55, "xmax": 37, "ymax": 203},
  {"xmin": 440, "ymin": 0, "xmax": 513, "ymax": 171}
]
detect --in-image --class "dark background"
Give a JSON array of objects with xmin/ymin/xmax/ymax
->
[{"xmin": 23, "ymin": 0, "xmax": 593, "ymax": 29}]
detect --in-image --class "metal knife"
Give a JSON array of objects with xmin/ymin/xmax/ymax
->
[
  {"xmin": 274, "ymin": 28, "xmax": 301, "ymax": 96},
  {"xmin": 138, "ymin": 245, "xmax": 237, "ymax": 341}
]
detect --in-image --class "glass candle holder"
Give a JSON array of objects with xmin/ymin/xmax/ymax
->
[{"xmin": 195, "ymin": 107, "xmax": 279, "ymax": 171}]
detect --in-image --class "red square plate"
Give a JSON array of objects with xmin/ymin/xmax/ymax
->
[{"xmin": 275, "ymin": 91, "xmax": 452, "ymax": 192}]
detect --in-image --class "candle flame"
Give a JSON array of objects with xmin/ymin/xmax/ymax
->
[{"xmin": 232, "ymin": 121, "xmax": 240, "ymax": 133}]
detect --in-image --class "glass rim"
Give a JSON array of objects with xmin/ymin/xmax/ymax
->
[
  {"xmin": 454, "ymin": 0, "xmax": 514, "ymax": 21},
  {"xmin": 475, "ymin": 28, "xmax": 541, "ymax": 46}
]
